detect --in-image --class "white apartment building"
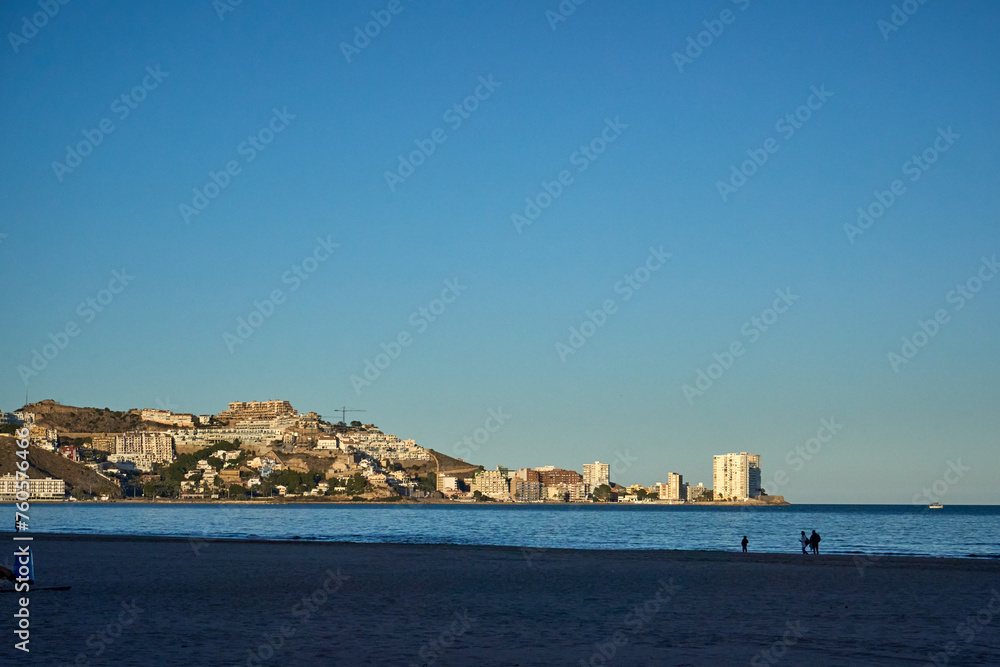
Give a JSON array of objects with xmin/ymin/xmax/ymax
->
[
  {"xmin": 437, "ymin": 474, "xmax": 459, "ymax": 493},
  {"xmin": 664, "ymin": 472, "xmax": 685, "ymax": 501},
  {"xmin": 169, "ymin": 426, "xmax": 284, "ymax": 450},
  {"xmin": 582, "ymin": 461, "xmax": 610, "ymax": 489},
  {"xmin": 114, "ymin": 431, "xmax": 175, "ymax": 464},
  {"xmin": 217, "ymin": 400, "xmax": 296, "ymax": 422},
  {"xmin": 712, "ymin": 452, "xmax": 762, "ymax": 501},
  {"xmin": 471, "ymin": 468, "xmax": 510, "ymax": 500},
  {"xmin": 140, "ymin": 409, "xmax": 195, "ymax": 427},
  {"xmin": 0, "ymin": 474, "xmax": 65, "ymax": 500}
]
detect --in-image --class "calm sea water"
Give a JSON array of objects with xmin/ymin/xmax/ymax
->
[{"xmin": 12, "ymin": 503, "xmax": 1000, "ymax": 559}]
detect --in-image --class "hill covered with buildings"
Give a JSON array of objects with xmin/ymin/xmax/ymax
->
[{"xmin": 1, "ymin": 399, "xmax": 787, "ymax": 505}]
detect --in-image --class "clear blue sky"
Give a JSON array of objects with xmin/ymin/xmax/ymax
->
[{"xmin": 2, "ymin": 0, "xmax": 998, "ymax": 503}]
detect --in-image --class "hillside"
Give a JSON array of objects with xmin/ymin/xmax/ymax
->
[
  {"xmin": 19, "ymin": 399, "xmax": 159, "ymax": 433},
  {"xmin": 427, "ymin": 449, "xmax": 482, "ymax": 477},
  {"xmin": 0, "ymin": 435, "xmax": 122, "ymax": 498}
]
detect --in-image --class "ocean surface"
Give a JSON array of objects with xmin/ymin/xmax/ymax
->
[{"xmin": 12, "ymin": 503, "xmax": 1000, "ymax": 559}]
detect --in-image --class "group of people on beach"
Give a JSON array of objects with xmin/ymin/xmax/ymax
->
[
  {"xmin": 799, "ymin": 530, "xmax": 821, "ymax": 554},
  {"xmin": 739, "ymin": 530, "xmax": 821, "ymax": 554}
]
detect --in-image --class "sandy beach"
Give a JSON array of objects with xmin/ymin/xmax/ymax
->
[{"xmin": 2, "ymin": 534, "xmax": 998, "ymax": 666}]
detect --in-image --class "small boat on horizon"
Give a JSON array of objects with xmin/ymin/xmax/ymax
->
[{"xmin": 929, "ymin": 502, "xmax": 943, "ymax": 509}]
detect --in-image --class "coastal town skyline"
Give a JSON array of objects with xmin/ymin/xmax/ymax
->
[{"xmin": 2, "ymin": 398, "xmax": 774, "ymax": 503}]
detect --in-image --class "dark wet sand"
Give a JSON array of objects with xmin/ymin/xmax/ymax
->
[{"xmin": 2, "ymin": 533, "xmax": 998, "ymax": 666}]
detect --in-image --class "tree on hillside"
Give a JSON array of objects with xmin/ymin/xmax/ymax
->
[
  {"xmin": 593, "ymin": 484, "xmax": 613, "ymax": 501},
  {"xmin": 121, "ymin": 475, "xmax": 144, "ymax": 497},
  {"xmin": 417, "ymin": 475, "xmax": 437, "ymax": 494},
  {"xmin": 344, "ymin": 473, "xmax": 368, "ymax": 496}
]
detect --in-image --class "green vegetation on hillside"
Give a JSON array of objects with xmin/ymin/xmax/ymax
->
[
  {"xmin": 266, "ymin": 469, "xmax": 325, "ymax": 494},
  {"xmin": 162, "ymin": 441, "xmax": 246, "ymax": 483},
  {"xmin": 142, "ymin": 440, "xmax": 249, "ymax": 498},
  {"xmin": 329, "ymin": 473, "xmax": 369, "ymax": 496},
  {"xmin": 416, "ymin": 474, "xmax": 437, "ymax": 494}
]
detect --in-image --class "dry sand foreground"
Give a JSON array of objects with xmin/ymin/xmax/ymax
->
[{"xmin": 1, "ymin": 534, "xmax": 998, "ymax": 666}]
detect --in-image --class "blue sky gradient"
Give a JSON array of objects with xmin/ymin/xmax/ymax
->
[{"xmin": 2, "ymin": 0, "xmax": 998, "ymax": 503}]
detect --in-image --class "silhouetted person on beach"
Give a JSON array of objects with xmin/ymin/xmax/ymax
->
[
  {"xmin": 741, "ymin": 536, "xmax": 748, "ymax": 553},
  {"xmin": 799, "ymin": 531, "xmax": 809, "ymax": 554},
  {"xmin": 809, "ymin": 530, "xmax": 821, "ymax": 555}
]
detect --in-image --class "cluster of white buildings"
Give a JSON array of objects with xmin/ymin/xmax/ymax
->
[
  {"xmin": 30, "ymin": 426, "xmax": 59, "ymax": 451},
  {"xmin": 619, "ymin": 453, "xmax": 761, "ymax": 503},
  {"xmin": 169, "ymin": 425, "xmax": 287, "ymax": 451},
  {"xmin": 452, "ymin": 461, "xmax": 613, "ymax": 503},
  {"xmin": 319, "ymin": 430, "xmax": 431, "ymax": 461}
]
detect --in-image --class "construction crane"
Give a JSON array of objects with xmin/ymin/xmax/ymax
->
[{"xmin": 327, "ymin": 406, "xmax": 366, "ymax": 424}]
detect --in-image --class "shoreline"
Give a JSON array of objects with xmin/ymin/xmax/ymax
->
[
  {"xmin": 6, "ymin": 532, "xmax": 998, "ymax": 562},
  {"xmin": 12, "ymin": 497, "xmax": 795, "ymax": 506}
]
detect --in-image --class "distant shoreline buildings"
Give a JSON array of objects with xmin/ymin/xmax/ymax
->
[{"xmin": 2, "ymin": 401, "xmax": 781, "ymax": 505}]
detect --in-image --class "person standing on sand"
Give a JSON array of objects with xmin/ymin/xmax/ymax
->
[
  {"xmin": 741, "ymin": 536, "xmax": 749, "ymax": 553},
  {"xmin": 799, "ymin": 531, "xmax": 809, "ymax": 555},
  {"xmin": 809, "ymin": 530, "xmax": 821, "ymax": 555}
]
